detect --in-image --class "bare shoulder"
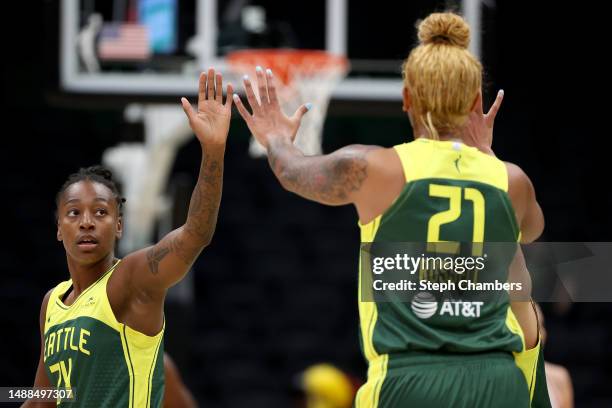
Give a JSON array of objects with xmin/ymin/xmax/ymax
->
[
  {"xmin": 106, "ymin": 258, "xmax": 130, "ymax": 298},
  {"xmin": 39, "ymin": 288, "xmax": 54, "ymax": 327},
  {"xmin": 106, "ymin": 254, "xmax": 161, "ymax": 306},
  {"xmin": 336, "ymin": 145, "xmax": 402, "ymax": 183},
  {"xmin": 504, "ymin": 161, "xmax": 529, "ymax": 184},
  {"xmin": 503, "ymin": 161, "xmax": 531, "ymax": 207},
  {"xmin": 41, "ymin": 288, "xmax": 53, "ymax": 309},
  {"xmin": 334, "ymin": 144, "xmax": 394, "ymax": 179},
  {"xmin": 354, "ymin": 146, "xmax": 405, "ymax": 223},
  {"xmin": 504, "ymin": 161, "xmax": 538, "ymax": 192},
  {"xmin": 105, "ymin": 258, "xmax": 140, "ymax": 319},
  {"xmin": 363, "ymin": 146, "xmax": 404, "ymax": 185}
]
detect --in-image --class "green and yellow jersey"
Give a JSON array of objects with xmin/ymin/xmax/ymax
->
[
  {"xmin": 356, "ymin": 138, "xmax": 542, "ymax": 406},
  {"xmin": 43, "ymin": 260, "xmax": 164, "ymax": 407}
]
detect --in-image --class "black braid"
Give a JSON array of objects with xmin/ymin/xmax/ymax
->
[{"xmin": 55, "ymin": 165, "xmax": 126, "ymax": 217}]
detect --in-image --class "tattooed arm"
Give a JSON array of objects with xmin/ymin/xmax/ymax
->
[
  {"xmin": 144, "ymin": 143, "xmax": 225, "ymax": 279},
  {"xmin": 267, "ymin": 137, "xmax": 373, "ymax": 205},
  {"xmin": 233, "ymin": 66, "xmax": 399, "ymax": 218},
  {"xmin": 113, "ymin": 68, "xmax": 233, "ymax": 314}
]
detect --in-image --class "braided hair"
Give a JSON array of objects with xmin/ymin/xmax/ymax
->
[{"xmin": 55, "ymin": 165, "xmax": 126, "ymax": 217}]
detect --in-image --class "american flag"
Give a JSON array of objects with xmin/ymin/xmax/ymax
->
[{"xmin": 97, "ymin": 23, "xmax": 151, "ymax": 61}]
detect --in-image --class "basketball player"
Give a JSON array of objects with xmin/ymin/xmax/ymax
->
[
  {"xmin": 23, "ymin": 68, "xmax": 232, "ymax": 407},
  {"xmin": 234, "ymin": 12, "xmax": 550, "ymax": 407}
]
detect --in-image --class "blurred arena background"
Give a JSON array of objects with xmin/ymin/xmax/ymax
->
[{"xmin": 2, "ymin": 0, "xmax": 611, "ymax": 407}]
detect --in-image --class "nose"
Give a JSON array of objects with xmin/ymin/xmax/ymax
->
[{"xmin": 79, "ymin": 211, "xmax": 95, "ymax": 230}]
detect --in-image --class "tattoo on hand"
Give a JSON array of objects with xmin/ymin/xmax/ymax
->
[{"xmin": 146, "ymin": 246, "xmax": 170, "ymax": 274}]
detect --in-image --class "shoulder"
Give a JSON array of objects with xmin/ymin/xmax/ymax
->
[
  {"xmin": 503, "ymin": 161, "xmax": 536, "ymax": 197},
  {"xmin": 38, "ymin": 288, "xmax": 54, "ymax": 331},
  {"xmin": 331, "ymin": 144, "xmax": 393, "ymax": 179},
  {"xmin": 40, "ymin": 288, "xmax": 53, "ymax": 310},
  {"xmin": 504, "ymin": 161, "xmax": 528, "ymax": 180},
  {"xmin": 107, "ymin": 257, "xmax": 137, "ymax": 307},
  {"xmin": 504, "ymin": 161, "xmax": 538, "ymax": 190},
  {"xmin": 346, "ymin": 145, "xmax": 403, "ymax": 180}
]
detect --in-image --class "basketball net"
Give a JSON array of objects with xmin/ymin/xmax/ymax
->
[{"xmin": 227, "ymin": 49, "xmax": 349, "ymax": 157}]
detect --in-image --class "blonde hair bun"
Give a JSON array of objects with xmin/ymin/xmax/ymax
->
[{"xmin": 418, "ymin": 12, "xmax": 470, "ymax": 49}]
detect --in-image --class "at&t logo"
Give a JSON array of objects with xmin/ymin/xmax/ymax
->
[{"xmin": 411, "ymin": 292, "xmax": 484, "ymax": 319}]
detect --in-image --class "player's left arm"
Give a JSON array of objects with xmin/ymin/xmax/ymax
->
[
  {"xmin": 233, "ymin": 66, "xmax": 384, "ymax": 206},
  {"xmin": 119, "ymin": 69, "xmax": 233, "ymax": 297}
]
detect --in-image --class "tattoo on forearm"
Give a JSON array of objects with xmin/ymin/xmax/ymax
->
[
  {"xmin": 268, "ymin": 140, "xmax": 369, "ymax": 203},
  {"xmin": 141, "ymin": 146, "xmax": 224, "ymax": 281},
  {"xmin": 168, "ymin": 231, "xmax": 202, "ymax": 266},
  {"xmin": 183, "ymin": 147, "xmax": 224, "ymax": 247},
  {"xmin": 146, "ymin": 246, "xmax": 170, "ymax": 274}
]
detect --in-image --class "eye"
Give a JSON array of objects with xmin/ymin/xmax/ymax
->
[
  {"xmin": 67, "ymin": 209, "xmax": 79, "ymax": 217},
  {"xmin": 95, "ymin": 208, "xmax": 108, "ymax": 216}
]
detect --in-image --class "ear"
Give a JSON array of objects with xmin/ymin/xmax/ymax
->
[
  {"xmin": 470, "ymin": 90, "xmax": 483, "ymax": 113},
  {"xmin": 402, "ymin": 87, "xmax": 411, "ymax": 112},
  {"xmin": 116, "ymin": 216, "xmax": 123, "ymax": 240},
  {"xmin": 56, "ymin": 220, "xmax": 62, "ymax": 242}
]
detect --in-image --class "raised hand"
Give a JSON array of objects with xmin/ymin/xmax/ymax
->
[
  {"xmin": 233, "ymin": 66, "xmax": 310, "ymax": 149},
  {"xmin": 464, "ymin": 89, "xmax": 504, "ymax": 155},
  {"xmin": 181, "ymin": 68, "xmax": 233, "ymax": 146}
]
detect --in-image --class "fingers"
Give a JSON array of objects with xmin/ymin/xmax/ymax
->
[
  {"xmin": 181, "ymin": 97, "xmax": 195, "ymax": 123},
  {"xmin": 266, "ymin": 68, "xmax": 279, "ymax": 106},
  {"xmin": 232, "ymin": 93, "xmax": 253, "ymax": 124},
  {"xmin": 243, "ymin": 75, "xmax": 262, "ymax": 115},
  {"xmin": 255, "ymin": 66, "xmax": 269, "ymax": 105},
  {"xmin": 485, "ymin": 89, "xmax": 504, "ymax": 124},
  {"xmin": 215, "ymin": 72, "xmax": 223, "ymax": 102},
  {"xmin": 197, "ymin": 68, "xmax": 230, "ymax": 107},
  {"xmin": 225, "ymin": 83, "xmax": 234, "ymax": 108},
  {"xmin": 207, "ymin": 67, "xmax": 215, "ymax": 100},
  {"xmin": 292, "ymin": 103, "xmax": 312, "ymax": 123},
  {"xmin": 197, "ymin": 72, "xmax": 207, "ymax": 110}
]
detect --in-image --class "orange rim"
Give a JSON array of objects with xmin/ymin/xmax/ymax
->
[{"xmin": 226, "ymin": 49, "xmax": 349, "ymax": 85}]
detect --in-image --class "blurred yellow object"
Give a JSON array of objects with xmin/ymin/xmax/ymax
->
[{"xmin": 302, "ymin": 363, "xmax": 354, "ymax": 408}]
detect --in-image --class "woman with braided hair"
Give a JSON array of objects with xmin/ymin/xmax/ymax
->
[{"xmin": 23, "ymin": 68, "xmax": 232, "ymax": 407}]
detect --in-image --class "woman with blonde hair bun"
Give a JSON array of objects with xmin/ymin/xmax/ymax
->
[{"xmin": 234, "ymin": 11, "xmax": 551, "ymax": 408}]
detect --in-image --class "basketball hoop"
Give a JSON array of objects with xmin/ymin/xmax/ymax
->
[{"xmin": 227, "ymin": 49, "xmax": 349, "ymax": 157}]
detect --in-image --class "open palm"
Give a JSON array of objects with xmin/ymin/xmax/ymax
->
[
  {"xmin": 181, "ymin": 68, "xmax": 233, "ymax": 146},
  {"xmin": 233, "ymin": 67, "xmax": 309, "ymax": 149}
]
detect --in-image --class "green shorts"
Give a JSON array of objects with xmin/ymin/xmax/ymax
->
[{"xmin": 356, "ymin": 351, "xmax": 533, "ymax": 408}]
